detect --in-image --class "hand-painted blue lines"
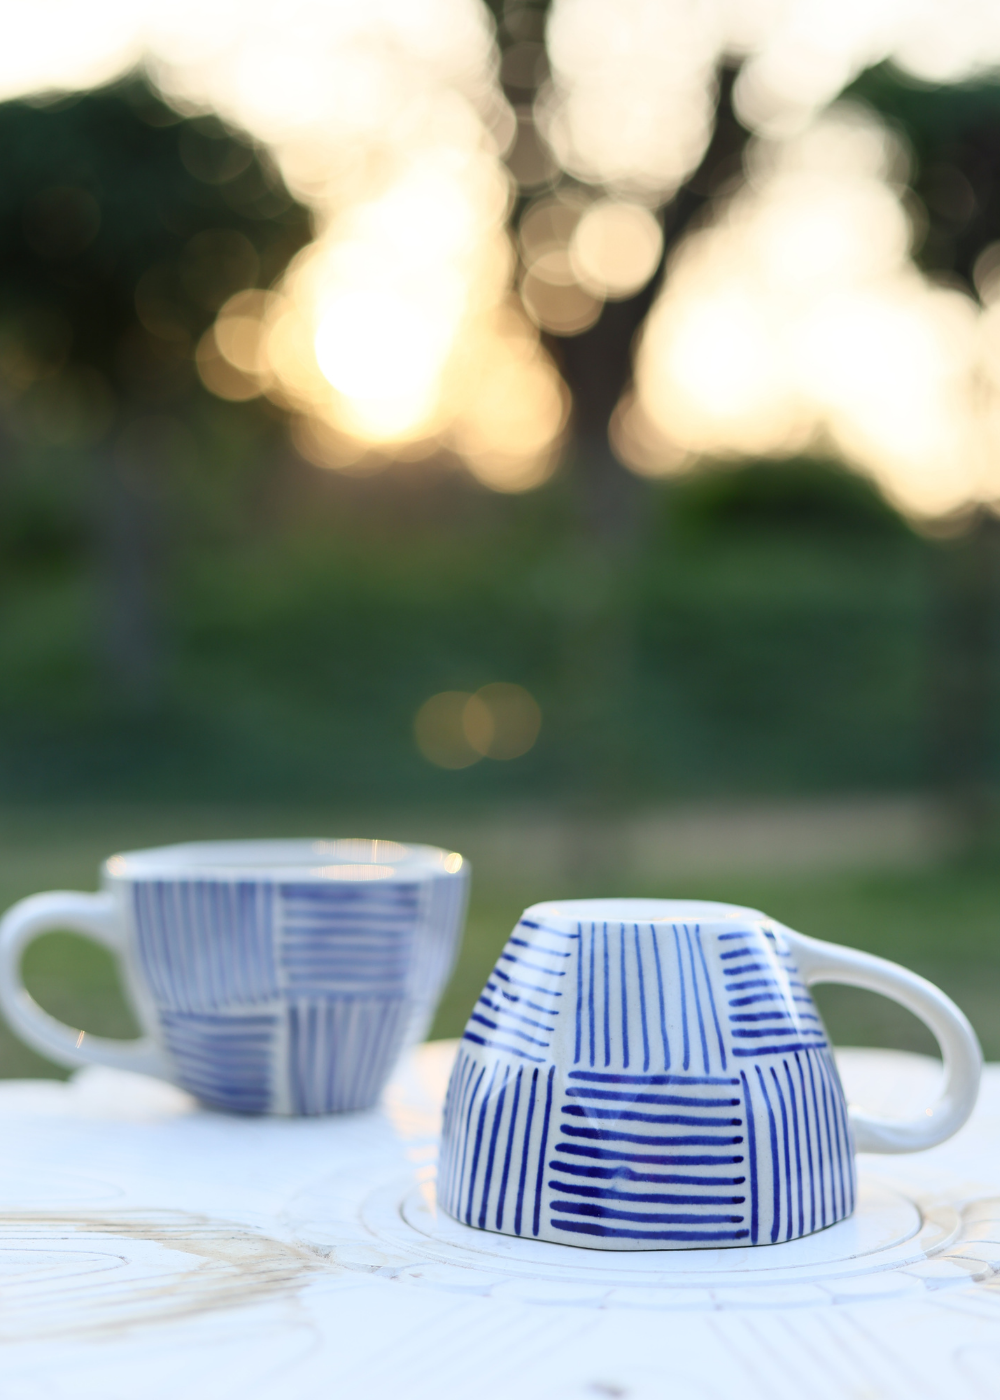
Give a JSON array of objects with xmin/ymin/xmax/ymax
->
[
  {"xmin": 159, "ymin": 1010, "xmax": 276, "ymax": 1114},
  {"xmin": 278, "ymin": 882, "xmax": 419, "ymax": 995},
  {"xmin": 463, "ymin": 925, "xmax": 571, "ymax": 1062},
  {"xmin": 131, "ymin": 867, "xmax": 465, "ymax": 1115},
  {"xmin": 443, "ymin": 910, "xmax": 857, "ymax": 1247},
  {"xmin": 287, "ymin": 997, "xmax": 409, "ymax": 1114},
  {"xmin": 738, "ymin": 1047, "xmax": 855, "ymax": 1243},
  {"xmin": 570, "ymin": 922, "xmax": 728, "ymax": 1075},
  {"xmin": 722, "ymin": 927, "xmax": 828, "ymax": 1058},
  {"xmin": 548, "ymin": 1068, "xmax": 749, "ymax": 1244},
  {"xmin": 134, "ymin": 881, "xmax": 278, "ymax": 1012},
  {"xmin": 439, "ymin": 1049, "xmax": 558, "ymax": 1237}
]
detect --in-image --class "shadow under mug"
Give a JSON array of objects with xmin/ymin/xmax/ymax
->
[
  {"xmin": 439, "ymin": 898, "xmax": 982, "ymax": 1249},
  {"xmin": 0, "ymin": 839, "xmax": 469, "ymax": 1115}
]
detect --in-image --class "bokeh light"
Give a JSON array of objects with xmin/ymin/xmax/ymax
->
[
  {"xmin": 415, "ymin": 683, "xmax": 541, "ymax": 767},
  {"xmin": 615, "ymin": 106, "xmax": 997, "ymax": 520},
  {"xmin": 569, "ymin": 200, "xmax": 663, "ymax": 299},
  {"xmin": 0, "ymin": 0, "xmax": 569, "ymax": 492}
]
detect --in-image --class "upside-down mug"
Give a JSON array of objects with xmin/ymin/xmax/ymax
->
[
  {"xmin": 0, "ymin": 839, "xmax": 468, "ymax": 1115},
  {"xmin": 439, "ymin": 898, "xmax": 981, "ymax": 1249}
]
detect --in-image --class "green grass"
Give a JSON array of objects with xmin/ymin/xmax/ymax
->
[{"xmin": 0, "ymin": 804, "xmax": 996, "ymax": 1079}]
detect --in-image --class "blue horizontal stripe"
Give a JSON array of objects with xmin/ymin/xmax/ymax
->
[
  {"xmin": 486, "ymin": 984, "xmax": 556, "ymax": 1017},
  {"xmin": 499, "ymin": 954, "xmax": 566, "ymax": 977},
  {"xmin": 551, "ymin": 1201, "xmax": 744, "ymax": 1225},
  {"xmin": 568, "ymin": 1072, "xmax": 738, "ymax": 1086},
  {"xmin": 477, "ymin": 998, "xmax": 555, "ymax": 1034},
  {"xmin": 717, "ymin": 932, "xmax": 754, "ymax": 941},
  {"xmin": 549, "ymin": 1161, "xmax": 746, "ymax": 1185},
  {"xmin": 161, "ymin": 1013, "xmax": 277, "ymax": 1028},
  {"xmin": 282, "ymin": 893, "xmax": 414, "ymax": 904},
  {"xmin": 508, "ymin": 938, "xmax": 571, "ymax": 958},
  {"xmin": 553, "ymin": 1221, "xmax": 750, "ymax": 1241},
  {"xmin": 726, "ymin": 978, "xmax": 783, "ymax": 991},
  {"xmin": 561, "ymin": 1127, "xmax": 742, "ymax": 1146},
  {"xmin": 517, "ymin": 919, "xmax": 579, "ymax": 939},
  {"xmin": 566, "ymin": 1088, "xmax": 734, "ymax": 1107},
  {"xmin": 556, "ymin": 1145, "xmax": 744, "ymax": 1166},
  {"xmin": 549, "ymin": 1182, "xmax": 747, "ymax": 1206},
  {"xmin": 722, "ymin": 963, "xmax": 771, "ymax": 976},
  {"xmin": 731, "ymin": 1027, "xmax": 824, "ymax": 1039},
  {"xmin": 469, "ymin": 1014, "xmax": 550, "ymax": 1048},
  {"xmin": 461, "ymin": 1032, "xmax": 545, "ymax": 1062},
  {"xmin": 732, "ymin": 1042, "xmax": 827, "ymax": 1055},
  {"xmin": 492, "ymin": 970, "xmax": 563, "ymax": 996},
  {"xmin": 729, "ymin": 1011, "xmax": 796, "ymax": 1022},
  {"xmin": 562, "ymin": 1107, "xmax": 738, "ymax": 1127}
]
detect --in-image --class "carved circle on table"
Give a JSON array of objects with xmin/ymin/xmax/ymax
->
[
  {"xmin": 0, "ymin": 1212, "xmax": 325, "ymax": 1338},
  {"xmin": 347, "ymin": 1173, "xmax": 1000, "ymax": 1308}
]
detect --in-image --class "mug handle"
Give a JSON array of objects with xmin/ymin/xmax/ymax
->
[
  {"xmin": 0, "ymin": 892, "xmax": 168, "ymax": 1077},
  {"xmin": 782, "ymin": 925, "xmax": 982, "ymax": 1153}
]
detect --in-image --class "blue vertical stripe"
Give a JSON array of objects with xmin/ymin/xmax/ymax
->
[
  {"xmin": 694, "ymin": 929, "xmax": 727, "ymax": 1071},
  {"xmin": 514, "ymin": 1068, "xmax": 538, "ymax": 1236},
  {"xmin": 620, "ymin": 931, "xmax": 630, "ymax": 1070},
  {"xmin": 466, "ymin": 1062, "xmax": 499, "ymax": 1224},
  {"xmin": 651, "ymin": 928, "xmax": 670, "ymax": 1071},
  {"xmin": 784, "ymin": 1059, "xmax": 804, "ymax": 1239},
  {"xmin": 602, "ymin": 925, "xmax": 611, "ymax": 1068},
  {"xmin": 795, "ymin": 1053, "xmax": 816, "ymax": 1235},
  {"xmin": 588, "ymin": 925, "xmax": 596, "ymax": 1068},
  {"xmin": 574, "ymin": 924, "xmax": 583, "ymax": 1064},
  {"xmin": 740, "ymin": 1070, "xmax": 759, "ymax": 1244},
  {"xmin": 533, "ymin": 1066, "xmax": 555, "ymax": 1236},
  {"xmin": 755, "ymin": 1064, "xmax": 781, "ymax": 1244},
  {"xmin": 685, "ymin": 927, "xmax": 711, "ymax": 1075},
  {"xmin": 770, "ymin": 1065, "xmax": 793, "ymax": 1242},
  {"xmin": 634, "ymin": 925, "xmax": 651, "ymax": 1073},
  {"xmin": 478, "ymin": 1065, "xmax": 509, "ymax": 1228},
  {"xmin": 675, "ymin": 928, "xmax": 690, "ymax": 1073},
  {"xmin": 496, "ymin": 1066, "xmax": 523, "ymax": 1230}
]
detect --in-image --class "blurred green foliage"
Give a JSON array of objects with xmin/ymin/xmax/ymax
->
[{"xmin": 0, "ymin": 456, "xmax": 940, "ymax": 803}]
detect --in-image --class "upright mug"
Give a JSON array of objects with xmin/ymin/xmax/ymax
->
[
  {"xmin": 439, "ymin": 898, "xmax": 981, "ymax": 1248},
  {"xmin": 0, "ymin": 839, "xmax": 469, "ymax": 1115}
]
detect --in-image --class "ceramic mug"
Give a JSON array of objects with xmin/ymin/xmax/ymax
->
[
  {"xmin": 0, "ymin": 839, "xmax": 468, "ymax": 1115},
  {"xmin": 439, "ymin": 898, "xmax": 981, "ymax": 1249}
]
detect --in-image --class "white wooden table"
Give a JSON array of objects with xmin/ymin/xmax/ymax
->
[{"xmin": 0, "ymin": 1042, "xmax": 998, "ymax": 1399}]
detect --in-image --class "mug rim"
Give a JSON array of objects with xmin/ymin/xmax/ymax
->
[
  {"xmin": 102, "ymin": 839, "xmax": 465, "ymax": 882},
  {"xmin": 526, "ymin": 897, "xmax": 768, "ymax": 925}
]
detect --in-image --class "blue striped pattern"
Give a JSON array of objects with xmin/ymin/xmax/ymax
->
[
  {"xmin": 443, "ymin": 911, "xmax": 856, "ymax": 1247},
  {"xmin": 567, "ymin": 920, "xmax": 727, "ymax": 1075},
  {"xmin": 739, "ymin": 1047, "xmax": 855, "ymax": 1242},
  {"xmin": 439, "ymin": 1047, "xmax": 556, "ymax": 1236},
  {"xmin": 130, "ymin": 867, "xmax": 466, "ymax": 1115},
  {"xmin": 133, "ymin": 881, "xmax": 278, "ymax": 1012},
  {"xmin": 547, "ymin": 1068, "xmax": 748, "ymax": 1243},
  {"xmin": 287, "ymin": 997, "xmax": 411, "ymax": 1114},
  {"xmin": 159, "ymin": 1010, "xmax": 277, "ymax": 1113},
  {"xmin": 278, "ymin": 882, "xmax": 421, "ymax": 995},
  {"xmin": 721, "ymin": 927, "xmax": 827, "ymax": 1057},
  {"xmin": 465, "ymin": 920, "xmax": 574, "ymax": 1063}
]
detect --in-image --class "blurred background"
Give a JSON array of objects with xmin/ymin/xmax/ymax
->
[{"xmin": 2, "ymin": 0, "xmax": 1000, "ymax": 1077}]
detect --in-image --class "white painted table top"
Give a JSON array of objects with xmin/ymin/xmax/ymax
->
[{"xmin": 0, "ymin": 1043, "xmax": 998, "ymax": 1400}]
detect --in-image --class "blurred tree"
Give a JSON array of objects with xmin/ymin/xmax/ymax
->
[
  {"xmin": 847, "ymin": 67, "xmax": 1000, "ymax": 839},
  {"xmin": 0, "ymin": 76, "xmax": 311, "ymax": 705}
]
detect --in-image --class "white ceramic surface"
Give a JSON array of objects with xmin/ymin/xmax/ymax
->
[{"xmin": 0, "ymin": 1044, "xmax": 993, "ymax": 1397}]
